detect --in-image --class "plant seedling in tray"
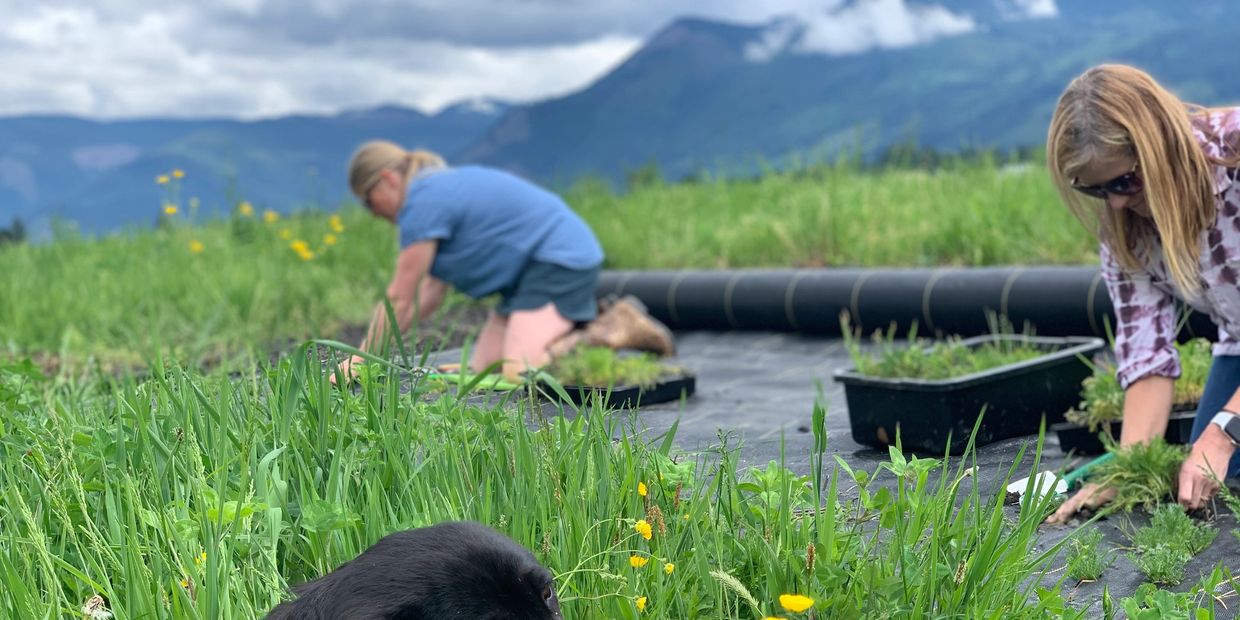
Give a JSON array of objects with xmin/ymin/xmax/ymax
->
[{"xmin": 539, "ymin": 346, "xmax": 695, "ymax": 408}]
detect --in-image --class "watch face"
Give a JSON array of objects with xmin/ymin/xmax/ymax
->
[{"xmin": 1225, "ymin": 416, "xmax": 1240, "ymax": 443}]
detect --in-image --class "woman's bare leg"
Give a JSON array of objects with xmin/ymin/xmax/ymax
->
[{"xmin": 501, "ymin": 303, "xmax": 574, "ymax": 379}]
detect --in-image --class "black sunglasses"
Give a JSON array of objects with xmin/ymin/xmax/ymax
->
[{"xmin": 1071, "ymin": 162, "xmax": 1143, "ymax": 199}]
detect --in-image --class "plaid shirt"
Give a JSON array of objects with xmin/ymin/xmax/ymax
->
[{"xmin": 1103, "ymin": 107, "xmax": 1240, "ymax": 389}]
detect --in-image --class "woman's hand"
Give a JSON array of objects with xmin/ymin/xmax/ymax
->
[
  {"xmin": 330, "ymin": 354, "xmax": 368, "ymax": 386},
  {"xmin": 1045, "ymin": 482, "xmax": 1117, "ymax": 524},
  {"xmin": 1178, "ymin": 424, "xmax": 1236, "ymax": 510}
]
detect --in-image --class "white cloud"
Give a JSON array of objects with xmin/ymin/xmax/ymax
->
[
  {"xmin": 1008, "ymin": 0, "xmax": 1058, "ymax": 19},
  {"xmin": 799, "ymin": 0, "xmax": 975, "ymax": 56},
  {"xmin": 744, "ymin": 0, "xmax": 977, "ymax": 62},
  {"xmin": 0, "ymin": 1, "xmax": 1008, "ymax": 118},
  {"xmin": 0, "ymin": 5, "xmax": 640, "ymax": 118}
]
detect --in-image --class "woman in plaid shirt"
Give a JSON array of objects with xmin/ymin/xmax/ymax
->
[{"xmin": 1046, "ymin": 64, "xmax": 1240, "ymax": 522}]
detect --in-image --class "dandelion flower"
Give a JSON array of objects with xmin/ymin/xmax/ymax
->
[
  {"xmin": 238, "ymin": 201, "xmax": 254, "ymax": 217},
  {"xmin": 263, "ymin": 210, "xmax": 280, "ymax": 223},
  {"xmin": 179, "ymin": 578, "xmax": 190, "ymax": 589},
  {"xmin": 323, "ymin": 233, "xmax": 337, "ymax": 246},
  {"xmin": 329, "ymin": 214, "xmax": 345, "ymax": 233},
  {"xmin": 291, "ymin": 240, "xmax": 310, "ymax": 253},
  {"xmin": 635, "ymin": 596, "xmax": 647, "ymax": 612},
  {"xmin": 172, "ymin": 169, "xmax": 185, "ymax": 179},
  {"xmin": 156, "ymin": 175, "xmax": 170, "ymax": 185},
  {"xmin": 638, "ymin": 481, "xmax": 648, "ymax": 497},
  {"xmin": 634, "ymin": 519, "xmax": 652, "ymax": 541},
  {"xmin": 663, "ymin": 562, "xmax": 675, "ymax": 575},
  {"xmin": 779, "ymin": 594, "xmax": 814, "ymax": 613},
  {"xmin": 195, "ymin": 551, "xmax": 207, "ymax": 565},
  {"xmin": 163, "ymin": 204, "xmax": 178, "ymax": 216},
  {"xmin": 762, "ymin": 617, "xmax": 786, "ymax": 620},
  {"xmin": 188, "ymin": 240, "xmax": 204, "ymax": 254},
  {"xmin": 629, "ymin": 555, "xmax": 649, "ymax": 569}
]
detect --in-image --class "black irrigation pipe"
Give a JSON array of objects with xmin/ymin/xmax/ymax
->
[{"xmin": 597, "ymin": 267, "xmax": 1217, "ymax": 341}]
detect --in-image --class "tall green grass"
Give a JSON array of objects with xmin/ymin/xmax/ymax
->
[
  {"xmin": 0, "ymin": 159, "xmax": 1095, "ymax": 364},
  {"xmin": 568, "ymin": 158, "xmax": 1094, "ymax": 269},
  {"xmin": 0, "ymin": 209, "xmax": 393, "ymax": 364},
  {"xmin": 0, "ymin": 353, "xmax": 1097, "ymax": 619}
]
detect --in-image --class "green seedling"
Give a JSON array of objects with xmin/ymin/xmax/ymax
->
[
  {"xmin": 1090, "ymin": 438, "xmax": 1187, "ymax": 513},
  {"xmin": 1127, "ymin": 503, "xmax": 1217, "ymax": 557},
  {"xmin": 547, "ymin": 346, "xmax": 673, "ymax": 388},
  {"xmin": 1127, "ymin": 543, "xmax": 1191, "ymax": 586},
  {"xmin": 1119, "ymin": 583, "xmax": 1204, "ymax": 619},
  {"xmin": 1065, "ymin": 527, "xmax": 1113, "ymax": 582},
  {"xmin": 1066, "ymin": 339, "xmax": 1212, "ymax": 431},
  {"xmin": 841, "ymin": 315, "xmax": 1045, "ymax": 380}
]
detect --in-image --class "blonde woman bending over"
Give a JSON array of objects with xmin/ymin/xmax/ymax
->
[
  {"xmin": 337, "ymin": 141, "xmax": 673, "ymax": 384},
  {"xmin": 1045, "ymin": 64, "xmax": 1240, "ymax": 522}
]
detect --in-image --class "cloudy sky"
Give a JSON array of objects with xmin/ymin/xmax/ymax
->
[{"xmin": 0, "ymin": 0, "xmax": 1055, "ymax": 119}]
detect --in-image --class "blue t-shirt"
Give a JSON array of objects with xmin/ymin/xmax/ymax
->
[{"xmin": 398, "ymin": 166, "xmax": 605, "ymax": 299}]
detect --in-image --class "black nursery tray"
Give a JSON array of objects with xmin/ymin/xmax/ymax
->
[
  {"xmin": 1053, "ymin": 406, "xmax": 1198, "ymax": 455},
  {"xmin": 834, "ymin": 335, "xmax": 1106, "ymax": 455},
  {"xmin": 541, "ymin": 373, "xmax": 696, "ymax": 409}
]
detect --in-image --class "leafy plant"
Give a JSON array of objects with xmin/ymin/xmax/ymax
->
[
  {"xmin": 547, "ymin": 346, "xmax": 673, "ymax": 388},
  {"xmin": 1063, "ymin": 367, "xmax": 1123, "ymax": 431},
  {"xmin": 1118, "ymin": 583, "xmax": 1208, "ymax": 619},
  {"xmin": 1127, "ymin": 503, "xmax": 1217, "ymax": 557},
  {"xmin": 1090, "ymin": 439, "xmax": 1187, "ymax": 513},
  {"xmin": 1127, "ymin": 544, "xmax": 1191, "ymax": 586},
  {"xmin": 841, "ymin": 316, "xmax": 1045, "ymax": 380},
  {"xmin": 1065, "ymin": 527, "xmax": 1113, "ymax": 582},
  {"xmin": 1065, "ymin": 339, "xmax": 1213, "ymax": 431}
]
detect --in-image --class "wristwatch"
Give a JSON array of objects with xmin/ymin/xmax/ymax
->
[{"xmin": 1209, "ymin": 410, "xmax": 1240, "ymax": 446}]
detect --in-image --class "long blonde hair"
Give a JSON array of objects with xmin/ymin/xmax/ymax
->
[
  {"xmin": 1047, "ymin": 64, "xmax": 1239, "ymax": 298},
  {"xmin": 347, "ymin": 140, "xmax": 446, "ymax": 201}
]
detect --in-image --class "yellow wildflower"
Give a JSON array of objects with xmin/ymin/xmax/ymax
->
[
  {"xmin": 279, "ymin": 228, "xmax": 293, "ymax": 240},
  {"xmin": 156, "ymin": 175, "xmax": 170, "ymax": 185},
  {"xmin": 195, "ymin": 551, "xmax": 207, "ymax": 565},
  {"xmin": 779, "ymin": 594, "xmax": 814, "ymax": 613},
  {"xmin": 634, "ymin": 519, "xmax": 652, "ymax": 541},
  {"xmin": 635, "ymin": 596, "xmax": 647, "ymax": 612},
  {"xmin": 663, "ymin": 562, "xmax": 675, "ymax": 575},
  {"xmin": 188, "ymin": 240, "xmax": 204, "ymax": 254},
  {"xmin": 629, "ymin": 555, "xmax": 649, "ymax": 569},
  {"xmin": 263, "ymin": 210, "xmax": 280, "ymax": 223},
  {"xmin": 238, "ymin": 201, "xmax": 254, "ymax": 217},
  {"xmin": 163, "ymin": 204, "xmax": 177, "ymax": 216},
  {"xmin": 329, "ymin": 214, "xmax": 345, "ymax": 233},
  {"xmin": 638, "ymin": 481, "xmax": 648, "ymax": 497},
  {"xmin": 179, "ymin": 578, "xmax": 189, "ymax": 589},
  {"xmin": 291, "ymin": 240, "xmax": 309, "ymax": 252},
  {"xmin": 323, "ymin": 233, "xmax": 337, "ymax": 246},
  {"xmin": 172, "ymin": 169, "xmax": 185, "ymax": 179},
  {"xmin": 763, "ymin": 617, "xmax": 787, "ymax": 620}
]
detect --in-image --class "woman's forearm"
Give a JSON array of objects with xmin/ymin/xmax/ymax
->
[
  {"xmin": 357, "ymin": 278, "xmax": 446, "ymax": 355},
  {"xmin": 1119, "ymin": 374, "xmax": 1175, "ymax": 445}
]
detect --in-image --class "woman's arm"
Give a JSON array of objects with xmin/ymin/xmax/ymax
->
[
  {"xmin": 1119, "ymin": 375, "xmax": 1175, "ymax": 445},
  {"xmin": 359, "ymin": 240, "xmax": 442, "ymax": 353},
  {"xmin": 332, "ymin": 241, "xmax": 443, "ymax": 384}
]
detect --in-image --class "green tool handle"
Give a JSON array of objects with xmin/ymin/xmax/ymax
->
[{"xmin": 1062, "ymin": 452, "xmax": 1116, "ymax": 488}]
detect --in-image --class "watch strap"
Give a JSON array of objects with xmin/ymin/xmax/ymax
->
[{"xmin": 1210, "ymin": 410, "xmax": 1240, "ymax": 445}]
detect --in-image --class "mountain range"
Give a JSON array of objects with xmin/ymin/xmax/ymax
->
[{"xmin": 2, "ymin": 0, "xmax": 1239, "ymax": 236}]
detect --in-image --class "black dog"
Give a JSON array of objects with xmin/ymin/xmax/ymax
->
[{"xmin": 265, "ymin": 521, "xmax": 563, "ymax": 619}]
